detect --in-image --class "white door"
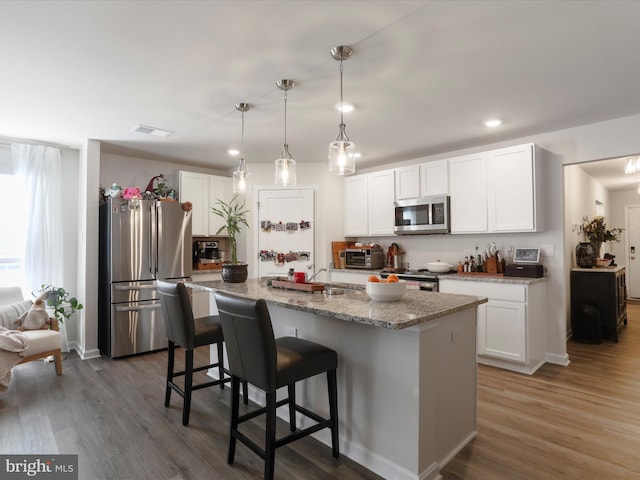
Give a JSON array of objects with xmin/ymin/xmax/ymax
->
[
  {"xmin": 627, "ymin": 205, "xmax": 640, "ymax": 298},
  {"xmin": 257, "ymin": 188, "xmax": 315, "ymax": 279}
]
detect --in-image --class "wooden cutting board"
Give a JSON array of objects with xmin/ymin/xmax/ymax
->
[{"xmin": 332, "ymin": 241, "xmax": 350, "ymax": 269}]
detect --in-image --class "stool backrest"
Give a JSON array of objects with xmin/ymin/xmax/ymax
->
[
  {"xmin": 157, "ymin": 280, "xmax": 195, "ymax": 349},
  {"xmin": 214, "ymin": 290, "xmax": 277, "ymax": 392}
]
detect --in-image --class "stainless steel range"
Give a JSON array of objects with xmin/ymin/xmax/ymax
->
[{"xmin": 380, "ymin": 269, "xmax": 444, "ymax": 292}]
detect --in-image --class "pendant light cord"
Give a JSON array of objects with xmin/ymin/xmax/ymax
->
[
  {"xmin": 339, "ymin": 60, "xmax": 344, "ymax": 126},
  {"xmin": 284, "ymin": 89, "xmax": 288, "ymax": 146}
]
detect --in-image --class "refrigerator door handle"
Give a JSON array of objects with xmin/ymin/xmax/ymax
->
[
  {"xmin": 115, "ymin": 303, "xmax": 162, "ymax": 312},
  {"xmin": 149, "ymin": 202, "xmax": 155, "ymax": 275},
  {"xmin": 114, "ymin": 284, "xmax": 156, "ymax": 291}
]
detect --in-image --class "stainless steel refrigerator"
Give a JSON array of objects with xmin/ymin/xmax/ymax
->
[{"xmin": 99, "ymin": 198, "xmax": 192, "ymax": 357}]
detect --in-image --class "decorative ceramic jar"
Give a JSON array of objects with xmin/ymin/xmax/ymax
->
[{"xmin": 576, "ymin": 242, "xmax": 597, "ymax": 268}]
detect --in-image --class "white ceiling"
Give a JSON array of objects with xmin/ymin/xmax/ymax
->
[{"xmin": 3, "ymin": 0, "xmax": 640, "ymax": 189}]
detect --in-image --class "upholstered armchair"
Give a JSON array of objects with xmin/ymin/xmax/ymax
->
[{"xmin": 0, "ymin": 286, "xmax": 62, "ymax": 375}]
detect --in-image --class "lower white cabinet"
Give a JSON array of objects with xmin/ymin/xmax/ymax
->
[
  {"xmin": 439, "ymin": 278, "xmax": 546, "ymax": 374},
  {"xmin": 191, "ymin": 272, "xmax": 222, "ymax": 317},
  {"xmin": 329, "ymin": 269, "xmax": 372, "ymax": 285}
]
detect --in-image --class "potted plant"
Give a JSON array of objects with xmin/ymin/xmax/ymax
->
[
  {"xmin": 35, "ymin": 284, "xmax": 84, "ymax": 324},
  {"xmin": 582, "ymin": 216, "xmax": 623, "ymax": 260},
  {"xmin": 211, "ymin": 194, "xmax": 250, "ymax": 282}
]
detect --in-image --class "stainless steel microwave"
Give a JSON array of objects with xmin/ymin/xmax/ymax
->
[{"xmin": 394, "ymin": 195, "xmax": 450, "ymax": 234}]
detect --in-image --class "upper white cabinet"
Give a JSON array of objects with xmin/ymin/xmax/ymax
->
[
  {"xmin": 344, "ymin": 169, "xmax": 396, "ymax": 237},
  {"xmin": 449, "ymin": 152, "xmax": 488, "ymax": 233},
  {"xmin": 449, "ymin": 143, "xmax": 543, "ymax": 234},
  {"xmin": 395, "ymin": 160, "xmax": 448, "ymax": 201},
  {"xmin": 179, "ymin": 171, "xmax": 232, "ymax": 236},
  {"xmin": 486, "ymin": 143, "xmax": 543, "ymax": 232},
  {"xmin": 208, "ymin": 175, "xmax": 232, "ymax": 235}
]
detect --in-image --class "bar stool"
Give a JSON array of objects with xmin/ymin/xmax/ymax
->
[
  {"xmin": 157, "ymin": 281, "xmax": 247, "ymax": 426},
  {"xmin": 214, "ymin": 290, "xmax": 339, "ymax": 480}
]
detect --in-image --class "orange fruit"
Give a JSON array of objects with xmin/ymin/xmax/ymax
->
[
  {"xmin": 386, "ymin": 274, "xmax": 399, "ymax": 283},
  {"xmin": 367, "ymin": 275, "xmax": 380, "ymax": 282}
]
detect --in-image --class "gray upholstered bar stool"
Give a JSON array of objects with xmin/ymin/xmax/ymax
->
[
  {"xmin": 214, "ymin": 290, "xmax": 339, "ymax": 480},
  {"xmin": 157, "ymin": 280, "xmax": 247, "ymax": 426}
]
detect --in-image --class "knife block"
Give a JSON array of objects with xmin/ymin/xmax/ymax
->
[{"xmin": 484, "ymin": 255, "xmax": 505, "ymax": 274}]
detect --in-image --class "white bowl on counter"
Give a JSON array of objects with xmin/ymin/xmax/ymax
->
[
  {"xmin": 366, "ymin": 280, "xmax": 406, "ymax": 301},
  {"xmin": 424, "ymin": 261, "xmax": 454, "ymax": 273}
]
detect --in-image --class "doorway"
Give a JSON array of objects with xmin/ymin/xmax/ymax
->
[{"xmin": 626, "ymin": 205, "xmax": 640, "ymax": 298}]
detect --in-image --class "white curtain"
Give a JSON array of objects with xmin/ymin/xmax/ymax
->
[{"xmin": 11, "ymin": 144, "xmax": 69, "ymax": 351}]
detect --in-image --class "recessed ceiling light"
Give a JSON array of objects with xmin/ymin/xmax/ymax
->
[
  {"xmin": 335, "ymin": 103, "xmax": 354, "ymax": 113},
  {"xmin": 227, "ymin": 148, "xmax": 240, "ymax": 156},
  {"xmin": 484, "ymin": 118, "xmax": 502, "ymax": 128},
  {"xmin": 131, "ymin": 124, "xmax": 174, "ymax": 137}
]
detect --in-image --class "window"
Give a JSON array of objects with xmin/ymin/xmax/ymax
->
[{"xmin": 0, "ymin": 173, "xmax": 27, "ymax": 287}]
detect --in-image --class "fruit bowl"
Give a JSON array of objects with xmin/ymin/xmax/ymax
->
[{"xmin": 366, "ymin": 280, "xmax": 406, "ymax": 301}]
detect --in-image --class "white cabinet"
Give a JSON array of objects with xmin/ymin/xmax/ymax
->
[
  {"xmin": 487, "ymin": 143, "xmax": 543, "ymax": 232},
  {"xmin": 395, "ymin": 160, "xmax": 448, "ymax": 201},
  {"xmin": 449, "ymin": 153, "xmax": 487, "ymax": 233},
  {"xmin": 191, "ymin": 272, "xmax": 222, "ymax": 317},
  {"xmin": 329, "ymin": 269, "xmax": 370, "ymax": 285},
  {"xmin": 179, "ymin": 171, "xmax": 232, "ymax": 236},
  {"xmin": 208, "ymin": 175, "xmax": 232, "ymax": 235},
  {"xmin": 439, "ymin": 278, "xmax": 546, "ymax": 374},
  {"xmin": 344, "ymin": 170, "xmax": 395, "ymax": 237},
  {"xmin": 368, "ymin": 170, "xmax": 396, "ymax": 236},
  {"xmin": 179, "ymin": 171, "xmax": 209, "ymax": 235},
  {"xmin": 344, "ymin": 175, "xmax": 369, "ymax": 236},
  {"xmin": 448, "ymin": 143, "xmax": 543, "ymax": 234}
]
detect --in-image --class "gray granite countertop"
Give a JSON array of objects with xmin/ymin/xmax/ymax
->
[
  {"xmin": 571, "ymin": 265, "xmax": 625, "ymax": 273},
  {"xmin": 438, "ymin": 273, "xmax": 547, "ymax": 285},
  {"xmin": 188, "ymin": 278, "xmax": 487, "ymax": 330}
]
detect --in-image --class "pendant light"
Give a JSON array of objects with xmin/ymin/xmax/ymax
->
[
  {"xmin": 328, "ymin": 45, "xmax": 355, "ymax": 176},
  {"xmin": 274, "ymin": 79, "xmax": 297, "ymax": 186},
  {"xmin": 232, "ymin": 102, "xmax": 251, "ymax": 195}
]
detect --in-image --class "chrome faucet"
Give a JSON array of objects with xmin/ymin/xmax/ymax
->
[{"xmin": 306, "ymin": 267, "xmax": 327, "ymax": 282}]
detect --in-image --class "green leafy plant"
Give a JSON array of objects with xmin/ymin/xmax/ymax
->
[
  {"xmin": 582, "ymin": 216, "xmax": 623, "ymax": 244},
  {"xmin": 211, "ymin": 195, "xmax": 250, "ymax": 264},
  {"xmin": 36, "ymin": 284, "xmax": 84, "ymax": 324}
]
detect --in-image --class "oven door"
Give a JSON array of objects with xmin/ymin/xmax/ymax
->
[{"xmin": 345, "ymin": 250, "xmax": 366, "ymax": 268}]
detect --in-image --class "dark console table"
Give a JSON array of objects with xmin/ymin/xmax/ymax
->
[{"xmin": 570, "ymin": 267, "xmax": 627, "ymax": 342}]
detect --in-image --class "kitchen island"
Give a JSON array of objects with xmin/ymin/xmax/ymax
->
[{"xmin": 188, "ymin": 278, "xmax": 487, "ymax": 480}]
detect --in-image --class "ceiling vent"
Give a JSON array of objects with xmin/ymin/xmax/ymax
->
[{"xmin": 131, "ymin": 124, "xmax": 174, "ymax": 137}]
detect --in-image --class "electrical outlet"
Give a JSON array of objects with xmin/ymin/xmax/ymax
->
[
  {"xmin": 451, "ymin": 326, "xmax": 462, "ymax": 343},
  {"xmin": 285, "ymin": 326, "xmax": 298, "ymax": 337}
]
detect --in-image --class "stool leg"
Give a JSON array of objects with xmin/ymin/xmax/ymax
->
[
  {"xmin": 217, "ymin": 341, "xmax": 225, "ymax": 389},
  {"xmin": 183, "ymin": 348, "xmax": 194, "ymax": 426},
  {"xmin": 265, "ymin": 391, "xmax": 277, "ymax": 480},
  {"xmin": 228, "ymin": 376, "xmax": 240, "ymax": 464},
  {"xmin": 165, "ymin": 341, "xmax": 175, "ymax": 407},
  {"xmin": 327, "ymin": 369, "xmax": 339, "ymax": 459},
  {"xmin": 287, "ymin": 383, "xmax": 296, "ymax": 432},
  {"xmin": 242, "ymin": 380, "xmax": 249, "ymax": 405}
]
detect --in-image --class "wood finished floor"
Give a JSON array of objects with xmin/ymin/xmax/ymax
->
[{"xmin": 2, "ymin": 306, "xmax": 640, "ymax": 479}]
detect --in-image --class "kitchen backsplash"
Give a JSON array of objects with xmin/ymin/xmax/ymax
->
[{"xmin": 358, "ymin": 233, "xmax": 549, "ymax": 270}]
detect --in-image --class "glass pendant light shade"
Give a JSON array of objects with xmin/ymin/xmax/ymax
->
[
  {"xmin": 328, "ymin": 124, "xmax": 355, "ymax": 175},
  {"xmin": 232, "ymin": 103, "xmax": 251, "ymax": 195},
  {"xmin": 274, "ymin": 79, "xmax": 297, "ymax": 186},
  {"xmin": 328, "ymin": 45, "xmax": 356, "ymax": 176},
  {"xmin": 233, "ymin": 157, "xmax": 251, "ymax": 194}
]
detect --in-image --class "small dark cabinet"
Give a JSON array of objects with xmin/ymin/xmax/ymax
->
[{"xmin": 570, "ymin": 267, "xmax": 627, "ymax": 342}]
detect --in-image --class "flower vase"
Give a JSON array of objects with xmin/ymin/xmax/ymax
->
[
  {"xmin": 576, "ymin": 242, "xmax": 596, "ymax": 268},
  {"xmin": 590, "ymin": 241, "xmax": 602, "ymax": 259}
]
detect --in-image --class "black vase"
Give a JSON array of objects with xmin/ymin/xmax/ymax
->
[
  {"xmin": 222, "ymin": 263, "xmax": 248, "ymax": 283},
  {"xmin": 576, "ymin": 242, "xmax": 596, "ymax": 268}
]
